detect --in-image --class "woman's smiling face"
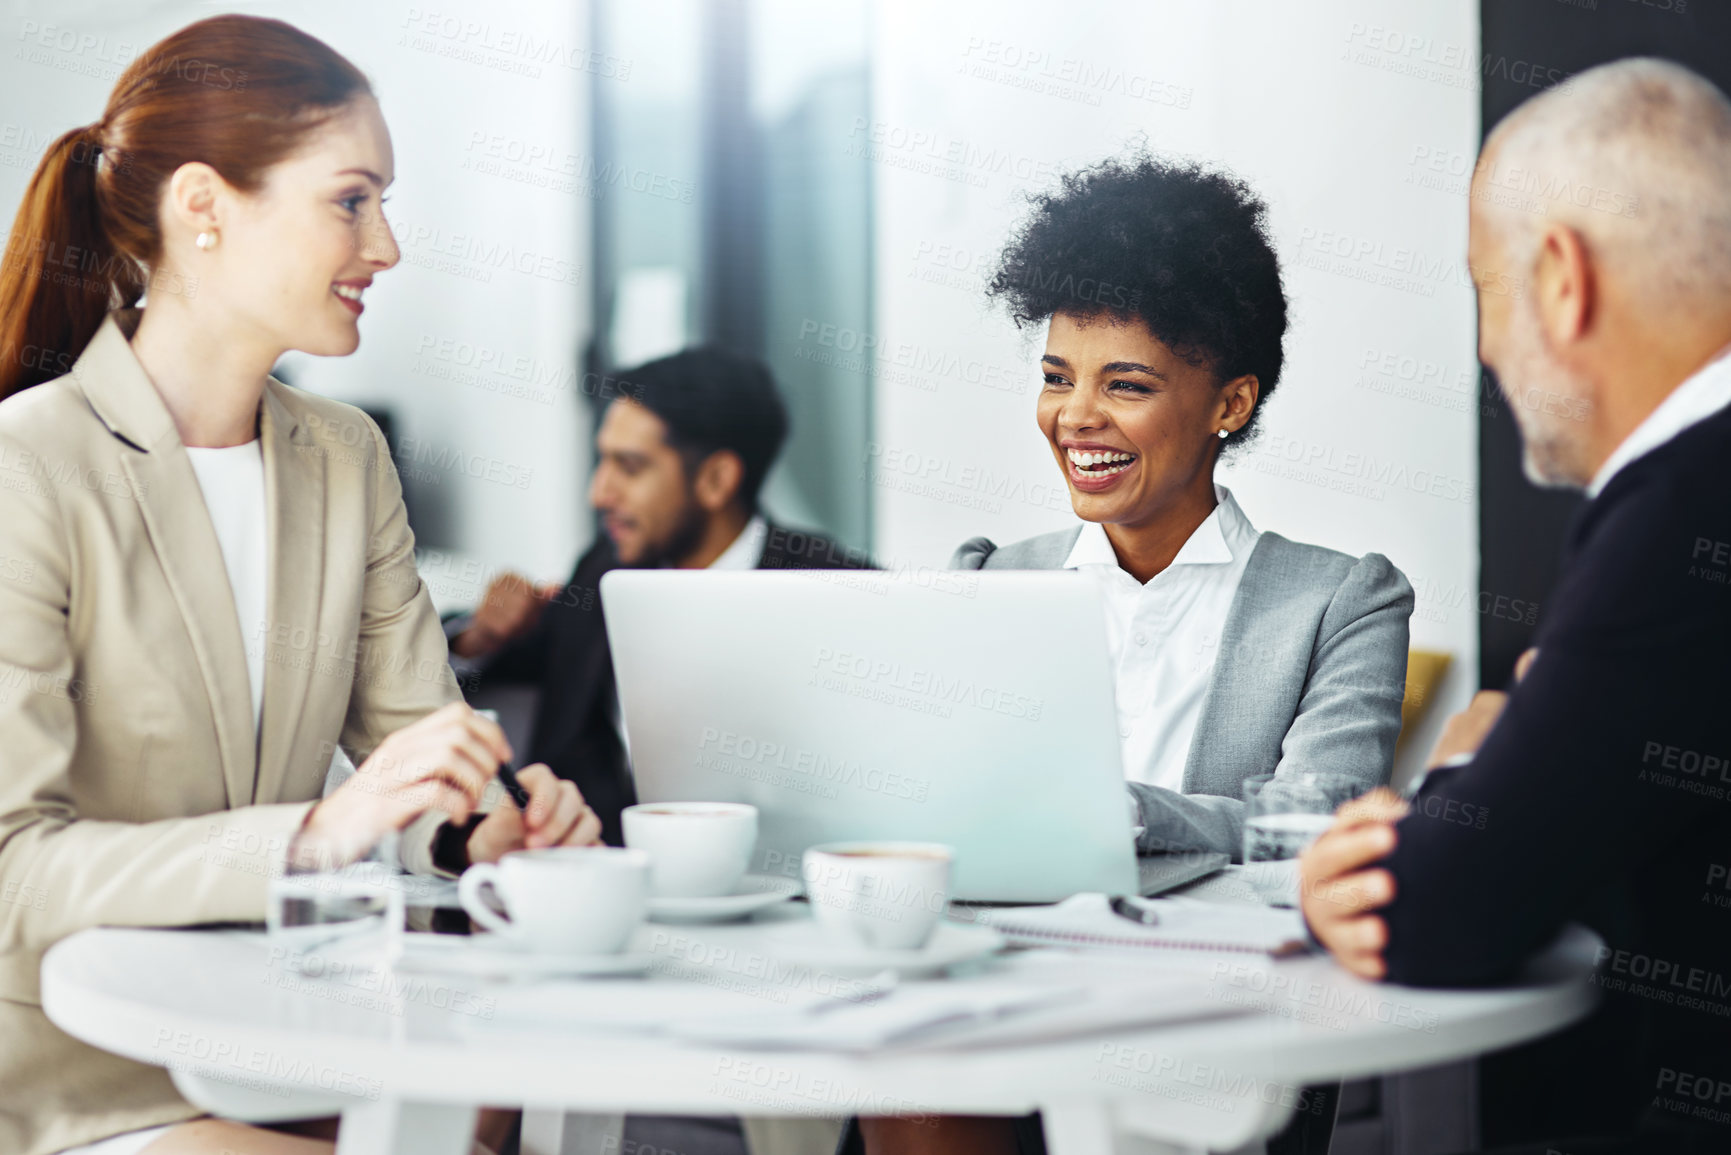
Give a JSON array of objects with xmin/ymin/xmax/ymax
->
[
  {"xmin": 183, "ymin": 95, "xmax": 400, "ymax": 359},
  {"xmin": 1037, "ymin": 309, "xmax": 1256, "ymax": 530}
]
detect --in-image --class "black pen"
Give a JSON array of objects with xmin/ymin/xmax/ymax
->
[
  {"xmin": 496, "ymin": 761, "xmax": 532, "ymax": 809},
  {"xmin": 1109, "ymin": 896, "xmax": 1161, "ymax": 926},
  {"xmin": 473, "ymin": 708, "xmax": 531, "ymax": 809}
]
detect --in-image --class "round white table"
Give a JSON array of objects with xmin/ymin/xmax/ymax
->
[{"xmin": 41, "ymin": 872, "xmax": 1600, "ymax": 1155}]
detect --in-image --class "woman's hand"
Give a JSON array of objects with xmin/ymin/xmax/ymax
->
[
  {"xmin": 465, "ymin": 763, "xmax": 604, "ymax": 864},
  {"xmin": 292, "ymin": 702, "xmax": 509, "ymax": 869}
]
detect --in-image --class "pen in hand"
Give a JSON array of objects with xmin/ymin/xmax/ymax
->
[{"xmin": 496, "ymin": 761, "xmax": 532, "ymax": 810}]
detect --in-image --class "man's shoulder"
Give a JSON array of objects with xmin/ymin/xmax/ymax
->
[
  {"xmin": 1580, "ymin": 404, "xmax": 1731, "ymax": 558},
  {"xmin": 1546, "ymin": 404, "xmax": 1731, "ymax": 640},
  {"xmin": 1600, "ymin": 401, "xmax": 1731, "ymax": 509},
  {"xmin": 757, "ymin": 522, "xmax": 874, "ymax": 570},
  {"xmin": 572, "ymin": 535, "xmax": 621, "ymax": 585}
]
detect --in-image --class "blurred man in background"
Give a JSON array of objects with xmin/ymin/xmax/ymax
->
[{"xmin": 448, "ymin": 348, "xmax": 871, "ymax": 845}]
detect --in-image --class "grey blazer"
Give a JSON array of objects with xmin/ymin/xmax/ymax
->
[{"xmin": 953, "ymin": 526, "xmax": 1413, "ymax": 859}]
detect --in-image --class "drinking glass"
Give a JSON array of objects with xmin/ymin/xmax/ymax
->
[
  {"xmin": 1241, "ymin": 772, "xmax": 1360, "ymax": 906},
  {"xmin": 267, "ymin": 829, "xmax": 405, "ymax": 966}
]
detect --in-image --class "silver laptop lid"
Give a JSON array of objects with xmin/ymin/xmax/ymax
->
[{"xmin": 601, "ymin": 569, "xmax": 1138, "ymax": 901}]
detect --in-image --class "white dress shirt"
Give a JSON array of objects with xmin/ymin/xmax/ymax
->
[
  {"xmin": 707, "ymin": 513, "xmax": 769, "ymax": 571},
  {"xmin": 1064, "ymin": 485, "xmax": 1260, "ymax": 793},
  {"xmin": 1587, "ymin": 345, "xmax": 1731, "ymax": 498}
]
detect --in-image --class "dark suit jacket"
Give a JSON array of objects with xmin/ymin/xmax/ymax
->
[
  {"xmin": 465, "ymin": 521, "xmax": 872, "ymax": 844},
  {"xmin": 1377, "ymin": 404, "xmax": 1731, "ymax": 1145}
]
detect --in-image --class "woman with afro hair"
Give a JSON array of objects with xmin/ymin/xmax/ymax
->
[
  {"xmin": 852, "ymin": 148, "xmax": 1416, "ymax": 1155},
  {"xmin": 956, "ymin": 152, "xmax": 1415, "ymax": 866}
]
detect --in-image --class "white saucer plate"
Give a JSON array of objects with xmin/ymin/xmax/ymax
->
[
  {"xmin": 391, "ymin": 933, "xmax": 653, "ymax": 981},
  {"xmin": 647, "ymin": 874, "xmax": 802, "ymax": 924},
  {"xmin": 757, "ymin": 921, "xmax": 1004, "ymax": 978}
]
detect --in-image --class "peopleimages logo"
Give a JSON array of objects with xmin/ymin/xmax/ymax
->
[
  {"xmin": 1250, "ymin": 435, "xmax": 1476, "ymax": 504},
  {"xmin": 862, "ymin": 444, "xmax": 1069, "ymax": 514},
  {"xmin": 796, "ymin": 320, "xmax": 1028, "ymax": 395},
  {"xmin": 1592, "ymin": 945, "xmax": 1731, "ymax": 1006},
  {"xmin": 809, "ymin": 647, "xmax": 1044, "ymax": 722},
  {"xmin": 695, "ymin": 727, "xmax": 930, "ymax": 803},
  {"xmin": 844, "ymin": 118, "xmax": 1061, "ymax": 185}
]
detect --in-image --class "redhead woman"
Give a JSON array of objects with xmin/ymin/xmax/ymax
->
[{"xmin": 0, "ymin": 16, "xmax": 598, "ymax": 1155}]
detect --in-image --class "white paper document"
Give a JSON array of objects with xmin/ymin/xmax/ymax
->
[{"xmin": 975, "ymin": 893, "xmax": 1310, "ymax": 956}]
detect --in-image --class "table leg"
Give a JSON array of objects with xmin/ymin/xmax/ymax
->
[
  {"xmin": 1041, "ymin": 1103, "xmax": 1210, "ymax": 1155},
  {"xmin": 520, "ymin": 1109, "xmax": 625, "ymax": 1155},
  {"xmin": 336, "ymin": 1097, "xmax": 478, "ymax": 1155},
  {"xmin": 1041, "ymin": 1104, "xmax": 1115, "ymax": 1155}
]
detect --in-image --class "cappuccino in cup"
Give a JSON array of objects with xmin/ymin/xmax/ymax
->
[
  {"xmin": 622, "ymin": 801, "xmax": 758, "ymax": 898},
  {"xmin": 802, "ymin": 841, "xmax": 954, "ymax": 950}
]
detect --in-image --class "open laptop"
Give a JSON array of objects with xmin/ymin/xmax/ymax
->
[{"xmin": 602, "ymin": 569, "xmax": 1160, "ymax": 902}]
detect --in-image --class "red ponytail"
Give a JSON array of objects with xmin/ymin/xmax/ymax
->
[{"xmin": 0, "ymin": 14, "xmax": 371, "ymax": 400}]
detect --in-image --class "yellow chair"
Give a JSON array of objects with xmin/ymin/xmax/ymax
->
[{"xmin": 1396, "ymin": 649, "xmax": 1453, "ymax": 756}]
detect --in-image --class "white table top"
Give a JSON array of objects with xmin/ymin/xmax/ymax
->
[{"xmin": 41, "ymin": 870, "xmax": 1600, "ymax": 1154}]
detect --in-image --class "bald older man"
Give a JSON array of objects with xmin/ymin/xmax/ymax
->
[{"xmin": 1303, "ymin": 59, "xmax": 1731, "ymax": 1153}]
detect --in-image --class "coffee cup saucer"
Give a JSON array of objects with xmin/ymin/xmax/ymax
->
[
  {"xmin": 391, "ymin": 932, "xmax": 654, "ymax": 981},
  {"xmin": 758, "ymin": 921, "xmax": 1004, "ymax": 978},
  {"xmin": 647, "ymin": 874, "xmax": 802, "ymax": 924}
]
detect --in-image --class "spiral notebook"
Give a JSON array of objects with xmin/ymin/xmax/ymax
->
[{"xmin": 976, "ymin": 893, "xmax": 1311, "ymax": 956}]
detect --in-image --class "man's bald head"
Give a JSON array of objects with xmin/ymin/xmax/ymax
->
[
  {"xmin": 1469, "ymin": 59, "xmax": 1731, "ymax": 490},
  {"xmin": 1477, "ymin": 58, "xmax": 1731, "ymax": 309}
]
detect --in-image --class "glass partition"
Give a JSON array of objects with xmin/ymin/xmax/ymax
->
[{"xmin": 590, "ymin": 0, "xmax": 873, "ymax": 554}]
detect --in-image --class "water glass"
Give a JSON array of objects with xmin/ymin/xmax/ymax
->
[
  {"xmin": 267, "ymin": 829, "xmax": 405, "ymax": 964},
  {"xmin": 1241, "ymin": 772, "xmax": 1360, "ymax": 906}
]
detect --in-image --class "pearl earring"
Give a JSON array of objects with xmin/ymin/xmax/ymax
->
[
  {"xmin": 1217, "ymin": 429, "xmax": 1229, "ymax": 440},
  {"xmin": 195, "ymin": 230, "xmax": 218, "ymax": 251}
]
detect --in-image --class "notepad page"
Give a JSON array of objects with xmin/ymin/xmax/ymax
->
[{"xmin": 977, "ymin": 893, "xmax": 1309, "ymax": 955}]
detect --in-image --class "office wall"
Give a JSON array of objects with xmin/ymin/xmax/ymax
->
[
  {"xmin": 3, "ymin": 0, "xmax": 1482, "ymax": 778},
  {"xmin": 868, "ymin": 0, "xmax": 1482, "ymax": 783},
  {"xmin": 0, "ymin": 0, "xmax": 592, "ymax": 595}
]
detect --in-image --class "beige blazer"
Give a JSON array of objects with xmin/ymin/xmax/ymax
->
[{"xmin": 0, "ymin": 311, "xmax": 461, "ymax": 1155}]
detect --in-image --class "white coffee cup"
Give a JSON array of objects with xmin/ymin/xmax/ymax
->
[
  {"xmin": 802, "ymin": 841, "xmax": 953, "ymax": 951},
  {"xmin": 458, "ymin": 847, "xmax": 648, "ymax": 954},
  {"xmin": 622, "ymin": 801, "xmax": 758, "ymax": 898}
]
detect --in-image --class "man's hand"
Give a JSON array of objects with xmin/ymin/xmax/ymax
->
[
  {"xmin": 466, "ymin": 763, "xmax": 605, "ymax": 863},
  {"xmin": 1428, "ymin": 690, "xmax": 1508, "ymax": 769},
  {"xmin": 453, "ymin": 572, "xmax": 561, "ymax": 658},
  {"xmin": 1299, "ymin": 789, "xmax": 1409, "ymax": 980},
  {"xmin": 1425, "ymin": 647, "xmax": 1537, "ymax": 770},
  {"xmin": 294, "ymin": 702, "xmax": 509, "ymax": 869}
]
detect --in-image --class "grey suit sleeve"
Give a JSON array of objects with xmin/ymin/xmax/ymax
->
[
  {"xmin": 1131, "ymin": 553, "xmax": 1413, "ymax": 859},
  {"xmin": 949, "ymin": 537, "xmax": 995, "ymax": 570}
]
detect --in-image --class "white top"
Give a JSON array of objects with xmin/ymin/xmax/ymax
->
[
  {"xmin": 1586, "ymin": 344, "xmax": 1731, "ymax": 498},
  {"xmin": 185, "ymin": 442, "xmax": 268, "ymax": 733},
  {"xmin": 1063, "ymin": 485, "xmax": 1260, "ymax": 792}
]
